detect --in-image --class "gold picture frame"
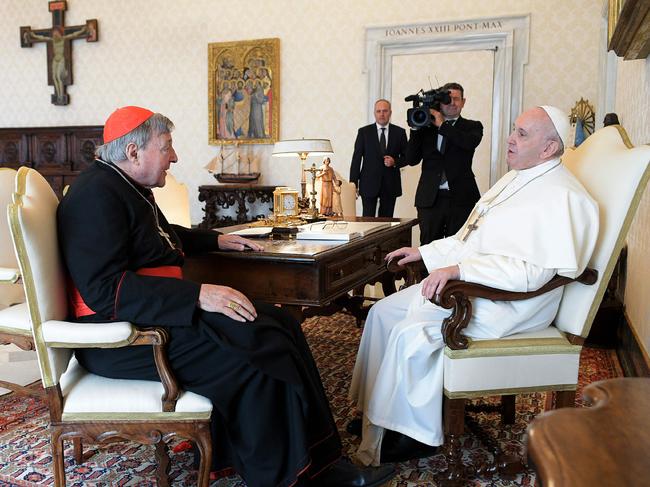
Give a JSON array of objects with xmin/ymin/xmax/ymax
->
[
  {"xmin": 208, "ymin": 37, "xmax": 280, "ymax": 145},
  {"xmin": 607, "ymin": 0, "xmax": 624, "ymax": 45},
  {"xmin": 608, "ymin": 0, "xmax": 650, "ymax": 59}
]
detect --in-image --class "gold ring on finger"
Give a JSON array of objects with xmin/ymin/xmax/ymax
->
[{"xmin": 228, "ymin": 301, "xmax": 240, "ymax": 311}]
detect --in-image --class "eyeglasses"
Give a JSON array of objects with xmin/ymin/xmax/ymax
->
[{"xmin": 309, "ymin": 221, "xmax": 348, "ymax": 231}]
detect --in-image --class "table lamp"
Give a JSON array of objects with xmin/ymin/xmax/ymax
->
[{"xmin": 272, "ymin": 138, "xmax": 333, "ymax": 219}]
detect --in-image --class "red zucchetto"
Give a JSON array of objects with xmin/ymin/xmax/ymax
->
[{"xmin": 103, "ymin": 106, "xmax": 154, "ymax": 143}]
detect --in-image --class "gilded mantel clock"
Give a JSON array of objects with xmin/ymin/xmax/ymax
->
[{"xmin": 273, "ymin": 187, "xmax": 299, "ymax": 218}]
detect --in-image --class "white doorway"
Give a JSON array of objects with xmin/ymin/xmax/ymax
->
[
  {"xmin": 391, "ymin": 50, "xmax": 495, "ymax": 244},
  {"xmin": 364, "ymin": 15, "xmax": 531, "ymax": 245}
]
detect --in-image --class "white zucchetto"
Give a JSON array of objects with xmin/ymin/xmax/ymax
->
[{"xmin": 539, "ymin": 105, "xmax": 570, "ymax": 149}]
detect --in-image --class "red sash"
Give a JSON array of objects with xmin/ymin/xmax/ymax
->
[{"xmin": 69, "ymin": 266, "xmax": 183, "ymax": 318}]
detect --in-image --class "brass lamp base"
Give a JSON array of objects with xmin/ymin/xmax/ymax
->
[
  {"xmin": 304, "ymin": 163, "xmax": 320, "ymax": 219},
  {"xmin": 298, "ymin": 196, "xmax": 310, "ymax": 210}
]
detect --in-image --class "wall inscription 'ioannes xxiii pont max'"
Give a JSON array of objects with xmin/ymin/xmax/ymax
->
[{"xmin": 208, "ymin": 37, "xmax": 280, "ymax": 145}]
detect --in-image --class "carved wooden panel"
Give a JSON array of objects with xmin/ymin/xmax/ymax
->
[
  {"xmin": 70, "ymin": 128, "xmax": 103, "ymax": 172},
  {"xmin": 0, "ymin": 131, "xmax": 27, "ymax": 166},
  {"xmin": 32, "ymin": 133, "xmax": 66, "ymax": 170},
  {"xmin": 0, "ymin": 126, "xmax": 103, "ymax": 198},
  {"xmin": 198, "ymin": 185, "xmax": 275, "ymax": 229}
]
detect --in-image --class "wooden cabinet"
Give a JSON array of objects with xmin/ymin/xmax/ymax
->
[{"xmin": 0, "ymin": 126, "xmax": 103, "ymax": 198}]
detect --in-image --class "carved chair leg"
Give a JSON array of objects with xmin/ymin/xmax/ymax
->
[
  {"xmin": 154, "ymin": 441, "xmax": 170, "ymax": 487},
  {"xmin": 446, "ymin": 395, "xmax": 524, "ymax": 482},
  {"xmin": 0, "ymin": 375, "xmax": 46, "ymax": 397},
  {"xmin": 442, "ymin": 397, "xmax": 467, "ymax": 484},
  {"xmin": 501, "ymin": 395, "xmax": 516, "ymax": 424},
  {"xmin": 543, "ymin": 391, "xmax": 554, "ymax": 411},
  {"xmin": 195, "ymin": 425, "xmax": 214, "ymax": 487},
  {"xmin": 380, "ymin": 270, "xmax": 398, "ymax": 296},
  {"xmin": 554, "ymin": 390, "xmax": 576, "ymax": 408},
  {"xmin": 352, "ymin": 284, "xmax": 365, "ymax": 296},
  {"xmin": 72, "ymin": 437, "xmax": 83, "ymax": 464},
  {"xmin": 50, "ymin": 429, "xmax": 66, "ymax": 487}
]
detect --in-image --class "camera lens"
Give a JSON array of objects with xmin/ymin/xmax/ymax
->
[
  {"xmin": 412, "ymin": 109, "xmax": 428, "ymax": 126},
  {"xmin": 407, "ymin": 108, "xmax": 431, "ymax": 129}
]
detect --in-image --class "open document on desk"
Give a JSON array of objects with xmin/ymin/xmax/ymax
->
[{"xmin": 296, "ymin": 221, "xmax": 391, "ymax": 241}]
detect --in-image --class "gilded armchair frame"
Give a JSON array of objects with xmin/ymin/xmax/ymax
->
[
  {"xmin": 386, "ymin": 123, "xmax": 650, "ymax": 483},
  {"xmin": 8, "ymin": 167, "xmax": 213, "ymax": 486},
  {"xmin": 0, "ymin": 167, "xmax": 42, "ymax": 398}
]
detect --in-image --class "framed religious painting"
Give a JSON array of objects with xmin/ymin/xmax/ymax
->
[{"xmin": 208, "ymin": 37, "xmax": 280, "ymax": 145}]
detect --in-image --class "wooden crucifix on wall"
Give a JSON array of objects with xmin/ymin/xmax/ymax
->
[{"xmin": 20, "ymin": 1, "xmax": 98, "ymax": 106}]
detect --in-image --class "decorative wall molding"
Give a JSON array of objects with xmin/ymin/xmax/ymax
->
[
  {"xmin": 608, "ymin": 0, "xmax": 650, "ymax": 60},
  {"xmin": 365, "ymin": 15, "xmax": 530, "ymax": 184}
]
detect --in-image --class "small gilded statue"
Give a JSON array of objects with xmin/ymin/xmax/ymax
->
[
  {"xmin": 331, "ymin": 178, "xmax": 343, "ymax": 216},
  {"xmin": 316, "ymin": 157, "xmax": 340, "ymax": 216}
]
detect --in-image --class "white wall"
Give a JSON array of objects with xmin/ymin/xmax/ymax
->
[
  {"xmin": 2, "ymin": 0, "xmax": 602, "ymax": 223},
  {"xmin": 614, "ymin": 56, "xmax": 650, "ymax": 359},
  {"xmin": 4, "ymin": 0, "xmax": 647, "ymax": 361}
]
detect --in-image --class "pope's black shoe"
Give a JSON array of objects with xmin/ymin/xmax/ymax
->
[
  {"xmin": 380, "ymin": 430, "xmax": 438, "ymax": 463},
  {"xmin": 310, "ymin": 457, "xmax": 396, "ymax": 487},
  {"xmin": 346, "ymin": 417, "xmax": 362, "ymax": 437}
]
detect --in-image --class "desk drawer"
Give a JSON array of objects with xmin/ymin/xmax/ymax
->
[
  {"xmin": 325, "ymin": 245, "xmax": 382, "ymax": 292},
  {"xmin": 377, "ymin": 234, "xmax": 412, "ymax": 263}
]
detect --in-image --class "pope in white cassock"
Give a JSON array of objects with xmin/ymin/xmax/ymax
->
[{"xmin": 349, "ymin": 106, "xmax": 600, "ymax": 466}]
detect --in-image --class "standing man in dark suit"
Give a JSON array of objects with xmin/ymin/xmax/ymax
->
[
  {"xmin": 350, "ymin": 99, "xmax": 408, "ymax": 217},
  {"xmin": 406, "ymin": 82, "xmax": 483, "ymax": 244}
]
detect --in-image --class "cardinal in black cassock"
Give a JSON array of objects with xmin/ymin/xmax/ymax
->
[{"xmin": 56, "ymin": 106, "xmax": 394, "ymax": 487}]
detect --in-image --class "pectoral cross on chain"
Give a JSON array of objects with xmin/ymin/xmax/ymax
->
[
  {"xmin": 158, "ymin": 226, "xmax": 176, "ymax": 250},
  {"xmin": 461, "ymin": 222, "xmax": 480, "ymax": 242},
  {"xmin": 461, "ymin": 209, "xmax": 484, "ymax": 242}
]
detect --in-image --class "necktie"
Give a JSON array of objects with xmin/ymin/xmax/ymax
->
[
  {"xmin": 380, "ymin": 127, "xmax": 387, "ymax": 155},
  {"xmin": 439, "ymin": 121, "xmax": 452, "ymax": 186},
  {"xmin": 438, "ymin": 120, "xmax": 450, "ymax": 154}
]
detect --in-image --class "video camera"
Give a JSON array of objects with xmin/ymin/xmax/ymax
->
[{"xmin": 405, "ymin": 87, "xmax": 452, "ymax": 129}]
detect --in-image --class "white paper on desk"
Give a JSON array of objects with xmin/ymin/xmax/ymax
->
[
  {"xmin": 228, "ymin": 227, "xmax": 273, "ymax": 237},
  {"xmin": 296, "ymin": 220, "xmax": 382, "ymax": 242},
  {"xmin": 344, "ymin": 221, "xmax": 391, "ymax": 236},
  {"xmin": 296, "ymin": 229, "xmax": 361, "ymax": 241},
  {"xmin": 295, "ymin": 221, "xmax": 392, "ymax": 241},
  {"xmin": 298, "ymin": 220, "xmax": 391, "ymax": 240}
]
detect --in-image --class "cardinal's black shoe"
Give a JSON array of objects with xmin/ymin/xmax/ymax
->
[
  {"xmin": 346, "ymin": 417, "xmax": 363, "ymax": 437},
  {"xmin": 380, "ymin": 430, "xmax": 438, "ymax": 463},
  {"xmin": 310, "ymin": 457, "xmax": 396, "ymax": 487}
]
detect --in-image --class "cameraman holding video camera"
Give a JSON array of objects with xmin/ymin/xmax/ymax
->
[{"xmin": 406, "ymin": 82, "xmax": 483, "ymax": 245}]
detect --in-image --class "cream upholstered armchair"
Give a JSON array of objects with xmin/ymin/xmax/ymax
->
[
  {"xmin": 152, "ymin": 172, "xmax": 192, "ymax": 227},
  {"xmin": 0, "ymin": 168, "xmax": 25, "ymax": 307},
  {"xmin": 0, "ymin": 167, "xmax": 40, "ymax": 397},
  {"xmin": 8, "ymin": 167, "xmax": 213, "ymax": 486},
  {"xmin": 392, "ymin": 124, "xmax": 650, "ymax": 481}
]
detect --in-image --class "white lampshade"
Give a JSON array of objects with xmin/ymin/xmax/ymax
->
[{"xmin": 272, "ymin": 138, "xmax": 333, "ymax": 158}]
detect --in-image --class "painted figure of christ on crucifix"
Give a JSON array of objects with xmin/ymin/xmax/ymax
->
[{"xmin": 20, "ymin": 1, "xmax": 98, "ymax": 106}]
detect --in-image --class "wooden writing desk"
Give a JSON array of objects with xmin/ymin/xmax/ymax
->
[
  {"xmin": 184, "ymin": 217, "xmax": 417, "ymax": 320},
  {"xmin": 527, "ymin": 377, "xmax": 650, "ymax": 486}
]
